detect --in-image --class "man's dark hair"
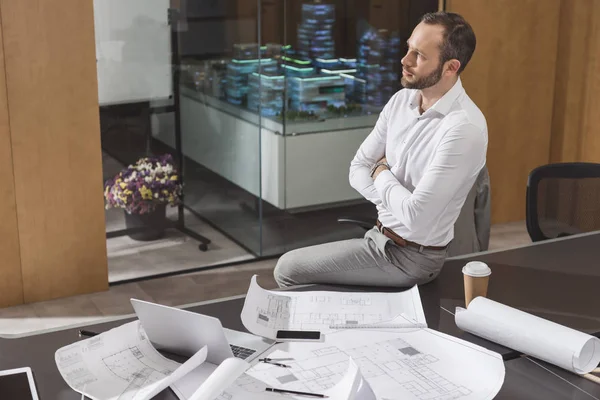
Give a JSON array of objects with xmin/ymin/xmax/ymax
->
[{"xmin": 420, "ymin": 11, "xmax": 476, "ymax": 74}]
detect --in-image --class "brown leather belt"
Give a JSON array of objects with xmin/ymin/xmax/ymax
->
[{"xmin": 376, "ymin": 220, "xmax": 447, "ymax": 251}]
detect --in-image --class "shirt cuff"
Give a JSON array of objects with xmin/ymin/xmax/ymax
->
[{"xmin": 374, "ymin": 169, "xmax": 412, "ymax": 206}]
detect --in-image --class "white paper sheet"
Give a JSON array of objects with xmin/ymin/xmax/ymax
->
[
  {"xmin": 169, "ymin": 363, "xmax": 217, "ymax": 400},
  {"xmin": 326, "ymin": 357, "xmax": 376, "ymax": 400},
  {"xmin": 247, "ymin": 329, "xmax": 505, "ymax": 400},
  {"xmin": 455, "ymin": 297, "xmax": 600, "ymax": 374},
  {"xmin": 241, "ymin": 275, "xmax": 427, "ymax": 339},
  {"xmin": 55, "ymin": 321, "xmax": 208, "ymax": 400},
  {"xmin": 191, "ymin": 352, "xmax": 374, "ymax": 400},
  {"xmin": 187, "ymin": 358, "xmax": 250, "ymax": 400},
  {"xmin": 246, "ymin": 351, "xmax": 375, "ymax": 400}
]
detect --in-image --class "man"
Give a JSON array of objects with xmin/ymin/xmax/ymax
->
[{"xmin": 274, "ymin": 11, "xmax": 487, "ymax": 288}]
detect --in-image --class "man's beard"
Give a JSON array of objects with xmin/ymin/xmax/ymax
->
[{"xmin": 401, "ymin": 61, "xmax": 444, "ymax": 90}]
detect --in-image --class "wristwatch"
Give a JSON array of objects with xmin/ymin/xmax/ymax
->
[{"xmin": 370, "ymin": 162, "xmax": 390, "ymax": 178}]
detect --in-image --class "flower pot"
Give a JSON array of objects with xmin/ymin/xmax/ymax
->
[{"xmin": 124, "ymin": 204, "xmax": 167, "ymax": 241}]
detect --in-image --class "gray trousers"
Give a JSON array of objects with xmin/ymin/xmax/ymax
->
[{"xmin": 274, "ymin": 227, "xmax": 448, "ymax": 288}]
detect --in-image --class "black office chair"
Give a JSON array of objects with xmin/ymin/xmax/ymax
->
[{"xmin": 526, "ymin": 162, "xmax": 600, "ymax": 242}]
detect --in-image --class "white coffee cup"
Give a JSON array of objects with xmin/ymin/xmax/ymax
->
[{"xmin": 462, "ymin": 261, "xmax": 491, "ymax": 307}]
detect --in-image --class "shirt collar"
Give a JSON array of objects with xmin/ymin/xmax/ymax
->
[{"xmin": 408, "ymin": 77, "xmax": 465, "ymax": 116}]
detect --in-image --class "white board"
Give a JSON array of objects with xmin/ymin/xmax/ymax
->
[{"xmin": 93, "ymin": 0, "xmax": 172, "ymax": 105}]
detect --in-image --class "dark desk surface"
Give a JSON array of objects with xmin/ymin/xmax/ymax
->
[
  {"xmin": 1, "ymin": 233, "xmax": 599, "ymax": 399},
  {"xmin": 463, "ymin": 232, "xmax": 600, "ymax": 276},
  {"xmin": 497, "ymin": 357, "xmax": 600, "ymax": 400}
]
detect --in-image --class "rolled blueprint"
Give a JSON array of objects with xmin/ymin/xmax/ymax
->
[{"xmin": 455, "ymin": 297, "xmax": 600, "ymax": 374}]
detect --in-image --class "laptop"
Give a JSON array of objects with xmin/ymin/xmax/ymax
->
[{"xmin": 130, "ymin": 299, "xmax": 275, "ymax": 365}]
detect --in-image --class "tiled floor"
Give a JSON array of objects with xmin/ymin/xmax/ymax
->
[
  {"xmin": 106, "ymin": 206, "xmax": 254, "ymax": 282},
  {"xmin": 0, "ymin": 259, "xmax": 279, "ymax": 337},
  {"xmin": 0, "ymin": 221, "xmax": 532, "ymax": 337},
  {"xmin": 488, "ymin": 221, "xmax": 532, "ymax": 251}
]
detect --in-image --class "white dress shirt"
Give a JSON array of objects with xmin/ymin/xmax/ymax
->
[{"xmin": 349, "ymin": 78, "xmax": 488, "ymax": 246}]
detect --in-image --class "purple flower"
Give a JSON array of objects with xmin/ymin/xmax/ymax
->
[{"xmin": 103, "ymin": 154, "xmax": 183, "ymax": 214}]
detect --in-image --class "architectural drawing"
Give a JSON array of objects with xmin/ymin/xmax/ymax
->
[
  {"xmin": 55, "ymin": 321, "xmax": 189, "ymax": 400},
  {"xmin": 280, "ymin": 338, "xmax": 470, "ymax": 399},
  {"xmin": 255, "ymin": 293, "xmax": 390, "ymax": 331},
  {"xmin": 215, "ymin": 374, "xmax": 267, "ymax": 400},
  {"xmin": 247, "ymin": 329, "xmax": 504, "ymax": 400},
  {"xmin": 242, "ymin": 275, "xmax": 427, "ymax": 339}
]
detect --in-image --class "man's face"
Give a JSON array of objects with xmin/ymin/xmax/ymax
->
[{"xmin": 401, "ymin": 22, "xmax": 446, "ymax": 90}]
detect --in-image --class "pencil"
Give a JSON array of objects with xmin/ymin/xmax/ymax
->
[
  {"xmin": 582, "ymin": 373, "xmax": 600, "ymax": 385},
  {"xmin": 265, "ymin": 387, "xmax": 328, "ymax": 398},
  {"xmin": 78, "ymin": 329, "xmax": 99, "ymax": 338},
  {"xmin": 259, "ymin": 359, "xmax": 290, "ymax": 368}
]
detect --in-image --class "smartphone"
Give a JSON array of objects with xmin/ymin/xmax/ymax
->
[
  {"xmin": 0, "ymin": 367, "xmax": 39, "ymax": 400},
  {"xmin": 275, "ymin": 330, "xmax": 324, "ymax": 342}
]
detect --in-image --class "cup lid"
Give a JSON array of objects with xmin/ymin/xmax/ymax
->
[{"xmin": 462, "ymin": 261, "xmax": 491, "ymax": 277}]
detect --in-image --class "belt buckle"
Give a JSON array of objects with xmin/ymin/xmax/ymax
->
[{"xmin": 383, "ymin": 227, "xmax": 404, "ymax": 247}]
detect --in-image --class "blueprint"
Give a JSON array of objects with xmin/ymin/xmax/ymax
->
[
  {"xmin": 241, "ymin": 275, "xmax": 427, "ymax": 339},
  {"xmin": 247, "ymin": 329, "xmax": 505, "ymax": 400},
  {"xmin": 55, "ymin": 321, "xmax": 208, "ymax": 400}
]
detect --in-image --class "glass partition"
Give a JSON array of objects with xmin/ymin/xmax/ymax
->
[
  {"xmin": 264, "ymin": 0, "xmax": 439, "ymax": 255},
  {"xmin": 98, "ymin": 0, "xmax": 439, "ymax": 281},
  {"xmin": 98, "ymin": 0, "xmax": 260, "ymax": 282},
  {"xmin": 176, "ymin": 0, "xmax": 439, "ymax": 257}
]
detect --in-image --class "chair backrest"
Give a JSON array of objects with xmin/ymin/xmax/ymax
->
[
  {"xmin": 526, "ymin": 162, "xmax": 600, "ymax": 242},
  {"xmin": 448, "ymin": 165, "xmax": 491, "ymax": 257}
]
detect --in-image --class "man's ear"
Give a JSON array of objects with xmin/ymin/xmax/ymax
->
[{"xmin": 445, "ymin": 59, "xmax": 461, "ymax": 75}]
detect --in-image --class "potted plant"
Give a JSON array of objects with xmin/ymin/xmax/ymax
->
[{"xmin": 104, "ymin": 154, "xmax": 183, "ymax": 241}]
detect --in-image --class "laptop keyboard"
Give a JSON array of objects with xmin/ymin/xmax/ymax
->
[{"xmin": 230, "ymin": 344, "xmax": 257, "ymax": 360}]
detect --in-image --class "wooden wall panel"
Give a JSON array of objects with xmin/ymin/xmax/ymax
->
[
  {"xmin": 0, "ymin": 16, "xmax": 23, "ymax": 308},
  {"xmin": 550, "ymin": 0, "xmax": 595, "ymax": 163},
  {"xmin": 446, "ymin": 0, "xmax": 561, "ymax": 223},
  {"xmin": 579, "ymin": 1, "xmax": 600, "ymax": 162},
  {"xmin": 0, "ymin": 0, "xmax": 108, "ymax": 302}
]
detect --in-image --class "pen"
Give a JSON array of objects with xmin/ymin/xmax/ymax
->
[
  {"xmin": 265, "ymin": 387, "xmax": 328, "ymax": 398},
  {"xmin": 78, "ymin": 329, "xmax": 99, "ymax": 338},
  {"xmin": 259, "ymin": 358, "xmax": 290, "ymax": 368}
]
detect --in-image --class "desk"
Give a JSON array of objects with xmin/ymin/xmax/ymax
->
[
  {"xmin": 1, "ymin": 297, "xmax": 598, "ymax": 399},
  {"xmin": 497, "ymin": 357, "xmax": 600, "ymax": 399},
  {"xmin": 436, "ymin": 232, "xmax": 600, "ymax": 360},
  {"xmin": 461, "ymin": 231, "xmax": 600, "ymax": 276},
  {"xmin": 1, "ymin": 233, "xmax": 599, "ymax": 399}
]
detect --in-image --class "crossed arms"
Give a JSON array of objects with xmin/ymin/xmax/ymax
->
[{"xmin": 348, "ymin": 105, "xmax": 486, "ymax": 232}]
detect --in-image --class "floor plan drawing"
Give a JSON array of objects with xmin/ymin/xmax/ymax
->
[
  {"xmin": 255, "ymin": 293, "xmax": 388, "ymax": 331},
  {"xmin": 215, "ymin": 373, "xmax": 269, "ymax": 400},
  {"xmin": 55, "ymin": 321, "xmax": 188, "ymax": 400},
  {"xmin": 247, "ymin": 329, "xmax": 504, "ymax": 400},
  {"xmin": 242, "ymin": 276, "xmax": 428, "ymax": 339},
  {"xmin": 103, "ymin": 347, "xmax": 174, "ymax": 382}
]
